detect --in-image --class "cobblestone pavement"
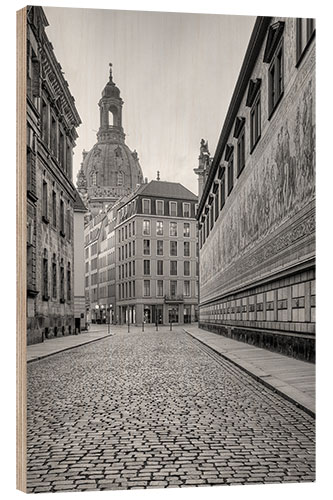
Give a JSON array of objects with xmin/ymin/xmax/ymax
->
[{"xmin": 27, "ymin": 327, "xmax": 315, "ymax": 493}]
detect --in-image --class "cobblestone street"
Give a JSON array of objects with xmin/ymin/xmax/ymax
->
[{"xmin": 27, "ymin": 327, "xmax": 315, "ymax": 493}]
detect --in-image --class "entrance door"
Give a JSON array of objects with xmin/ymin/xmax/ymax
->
[
  {"xmin": 144, "ymin": 306, "xmax": 151, "ymax": 323},
  {"xmin": 75, "ymin": 317, "xmax": 81, "ymax": 333},
  {"xmin": 184, "ymin": 306, "xmax": 191, "ymax": 324},
  {"xmin": 168, "ymin": 306, "xmax": 179, "ymax": 324}
]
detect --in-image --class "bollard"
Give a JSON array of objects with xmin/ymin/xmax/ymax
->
[
  {"xmin": 170, "ymin": 321, "xmax": 172, "ymax": 331},
  {"xmin": 156, "ymin": 322, "xmax": 158, "ymax": 331},
  {"xmin": 142, "ymin": 322, "xmax": 144, "ymax": 332},
  {"xmin": 128, "ymin": 321, "xmax": 130, "ymax": 333}
]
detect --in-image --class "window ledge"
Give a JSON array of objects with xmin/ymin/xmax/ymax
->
[{"xmin": 42, "ymin": 215, "xmax": 49, "ymax": 224}]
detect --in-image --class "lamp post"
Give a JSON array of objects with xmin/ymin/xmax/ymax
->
[
  {"xmin": 108, "ymin": 304, "xmax": 113, "ymax": 334},
  {"xmin": 95, "ymin": 304, "xmax": 99, "ymax": 324}
]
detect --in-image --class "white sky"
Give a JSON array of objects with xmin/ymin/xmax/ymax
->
[{"xmin": 43, "ymin": 7, "xmax": 255, "ymax": 195}]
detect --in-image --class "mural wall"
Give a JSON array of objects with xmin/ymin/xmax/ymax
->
[{"xmin": 200, "ymin": 76, "xmax": 315, "ymax": 303}]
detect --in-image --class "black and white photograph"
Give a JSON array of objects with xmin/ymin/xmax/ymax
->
[{"xmin": 15, "ymin": 1, "xmax": 318, "ymax": 496}]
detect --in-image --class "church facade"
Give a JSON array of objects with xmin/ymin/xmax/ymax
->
[
  {"xmin": 77, "ymin": 65, "xmax": 144, "ymax": 217},
  {"xmin": 196, "ymin": 17, "xmax": 315, "ymax": 361}
]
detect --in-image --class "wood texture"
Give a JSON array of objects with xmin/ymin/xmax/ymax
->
[{"xmin": 16, "ymin": 6, "xmax": 27, "ymax": 493}]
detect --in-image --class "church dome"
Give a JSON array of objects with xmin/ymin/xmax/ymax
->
[
  {"xmin": 82, "ymin": 142, "xmax": 143, "ymax": 196},
  {"xmin": 77, "ymin": 64, "xmax": 144, "ymax": 215}
]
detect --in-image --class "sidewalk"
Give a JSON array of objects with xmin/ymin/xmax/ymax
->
[
  {"xmin": 183, "ymin": 325, "xmax": 315, "ymax": 417},
  {"xmin": 27, "ymin": 325, "xmax": 113, "ymax": 363}
]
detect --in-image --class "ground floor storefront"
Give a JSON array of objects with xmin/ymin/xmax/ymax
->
[{"xmin": 117, "ymin": 302, "xmax": 198, "ymax": 326}]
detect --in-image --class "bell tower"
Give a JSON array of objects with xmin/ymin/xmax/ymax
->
[{"xmin": 97, "ymin": 63, "xmax": 125, "ymax": 144}]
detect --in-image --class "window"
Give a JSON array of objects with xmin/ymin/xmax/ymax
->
[
  {"xmin": 183, "ymin": 203, "xmax": 190, "ymax": 218},
  {"xmin": 52, "ymin": 190, "xmax": 57, "ymax": 227},
  {"xmin": 170, "ymin": 280, "xmax": 177, "ymax": 297},
  {"xmin": 157, "ymin": 240, "xmax": 163, "ymax": 256},
  {"xmin": 59, "ymin": 131, "xmax": 65, "ymax": 169},
  {"xmin": 143, "ymin": 198, "xmax": 151, "ymax": 214},
  {"xmin": 67, "ymin": 263, "xmax": 71, "ymax": 301},
  {"xmin": 296, "ymin": 18, "xmax": 315, "ymax": 64},
  {"xmin": 52, "ymin": 255, "xmax": 57, "ymax": 299},
  {"xmin": 143, "ymin": 239, "xmax": 150, "ymax": 255},
  {"xmin": 170, "ymin": 201, "xmax": 177, "ymax": 217},
  {"xmin": 125, "ymin": 225, "xmax": 128, "ymax": 239},
  {"xmin": 143, "ymin": 220, "xmax": 150, "ymax": 235},
  {"xmin": 184, "ymin": 261, "xmax": 190, "ymax": 276},
  {"xmin": 144, "ymin": 260, "xmax": 150, "ymax": 275},
  {"xmin": 121, "ymin": 227, "xmax": 124, "ymax": 241},
  {"xmin": 42, "ymin": 249, "xmax": 49, "ymax": 300},
  {"xmin": 41, "ymin": 100, "xmax": 48, "ymax": 144},
  {"xmin": 132, "ymin": 221, "xmax": 135, "ymax": 235},
  {"xmin": 170, "ymin": 241, "xmax": 177, "ymax": 257},
  {"xmin": 184, "ymin": 241, "xmax": 190, "ymax": 257},
  {"xmin": 220, "ymin": 173, "xmax": 226, "ymax": 209},
  {"xmin": 128, "ymin": 261, "xmax": 132, "ymax": 277},
  {"xmin": 157, "ymin": 260, "xmax": 163, "ymax": 275},
  {"xmin": 170, "ymin": 261, "xmax": 177, "ymax": 275},
  {"xmin": 156, "ymin": 221, "xmax": 163, "ymax": 235},
  {"xmin": 133, "ymin": 260, "xmax": 135, "ymax": 276},
  {"xmin": 157, "ymin": 280, "xmax": 164, "ymax": 297},
  {"xmin": 227, "ymin": 155, "xmax": 234, "ymax": 195},
  {"xmin": 133, "ymin": 241, "xmax": 135, "ymax": 256},
  {"xmin": 184, "ymin": 222, "xmax": 190, "ymax": 238},
  {"xmin": 133, "ymin": 281, "xmax": 136, "ymax": 298},
  {"xmin": 268, "ymin": 41, "xmax": 284, "ymax": 117},
  {"xmin": 170, "ymin": 222, "xmax": 177, "ymax": 237},
  {"xmin": 250, "ymin": 93, "xmax": 261, "ymax": 152},
  {"xmin": 156, "ymin": 200, "xmax": 164, "ymax": 215},
  {"xmin": 42, "ymin": 180, "xmax": 48, "ymax": 221},
  {"xmin": 60, "ymin": 259, "xmax": 65, "ymax": 302},
  {"xmin": 184, "ymin": 280, "xmax": 190, "ymax": 297},
  {"xmin": 144, "ymin": 280, "xmax": 150, "ymax": 297},
  {"xmin": 237, "ymin": 127, "xmax": 245, "ymax": 176},
  {"xmin": 60, "ymin": 199, "xmax": 65, "ymax": 235},
  {"xmin": 214, "ymin": 191, "xmax": 219, "ymax": 221}
]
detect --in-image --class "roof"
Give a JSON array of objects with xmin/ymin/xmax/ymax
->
[
  {"xmin": 73, "ymin": 189, "xmax": 87, "ymax": 212},
  {"xmin": 137, "ymin": 180, "xmax": 198, "ymax": 201},
  {"xmin": 197, "ymin": 16, "xmax": 272, "ymax": 217}
]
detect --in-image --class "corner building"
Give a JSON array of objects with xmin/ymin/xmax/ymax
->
[
  {"xmin": 26, "ymin": 7, "xmax": 81, "ymax": 344},
  {"xmin": 115, "ymin": 180, "xmax": 199, "ymax": 325},
  {"xmin": 196, "ymin": 17, "xmax": 315, "ymax": 361}
]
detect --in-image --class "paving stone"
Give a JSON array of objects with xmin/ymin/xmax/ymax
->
[{"xmin": 27, "ymin": 327, "xmax": 316, "ymax": 491}]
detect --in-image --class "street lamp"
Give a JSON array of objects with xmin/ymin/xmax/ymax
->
[{"xmin": 95, "ymin": 304, "xmax": 99, "ymax": 324}]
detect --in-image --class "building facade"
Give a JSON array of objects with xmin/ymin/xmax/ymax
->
[
  {"xmin": 26, "ymin": 6, "xmax": 81, "ymax": 345},
  {"xmin": 77, "ymin": 65, "xmax": 144, "ymax": 217},
  {"xmin": 84, "ymin": 204, "xmax": 118, "ymax": 325},
  {"xmin": 74, "ymin": 191, "xmax": 87, "ymax": 332},
  {"xmin": 115, "ymin": 180, "xmax": 199, "ymax": 326},
  {"xmin": 196, "ymin": 17, "xmax": 315, "ymax": 361}
]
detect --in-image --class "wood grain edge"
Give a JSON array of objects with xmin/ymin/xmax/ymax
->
[{"xmin": 16, "ymin": 6, "xmax": 27, "ymax": 493}]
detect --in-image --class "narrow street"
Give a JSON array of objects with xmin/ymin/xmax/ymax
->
[{"xmin": 27, "ymin": 327, "xmax": 315, "ymax": 493}]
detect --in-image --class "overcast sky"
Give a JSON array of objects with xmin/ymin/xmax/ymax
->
[{"xmin": 44, "ymin": 7, "xmax": 255, "ymax": 195}]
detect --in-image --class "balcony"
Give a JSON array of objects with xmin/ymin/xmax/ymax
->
[{"xmin": 164, "ymin": 294, "xmax": 184, "ymax": 304}]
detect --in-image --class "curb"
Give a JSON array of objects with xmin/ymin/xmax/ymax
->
[
  {"xmin": 183, "ymin": 328, "xmax": 315, "ymax": 419},
  {"xmin": 27, "ymin": 333, "xmax": 113, "ymax": 364}
]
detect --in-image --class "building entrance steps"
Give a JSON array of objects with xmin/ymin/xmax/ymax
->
[{"xmin": 183, "ymin": 325, "xmax": 315, "ymax": 417}]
